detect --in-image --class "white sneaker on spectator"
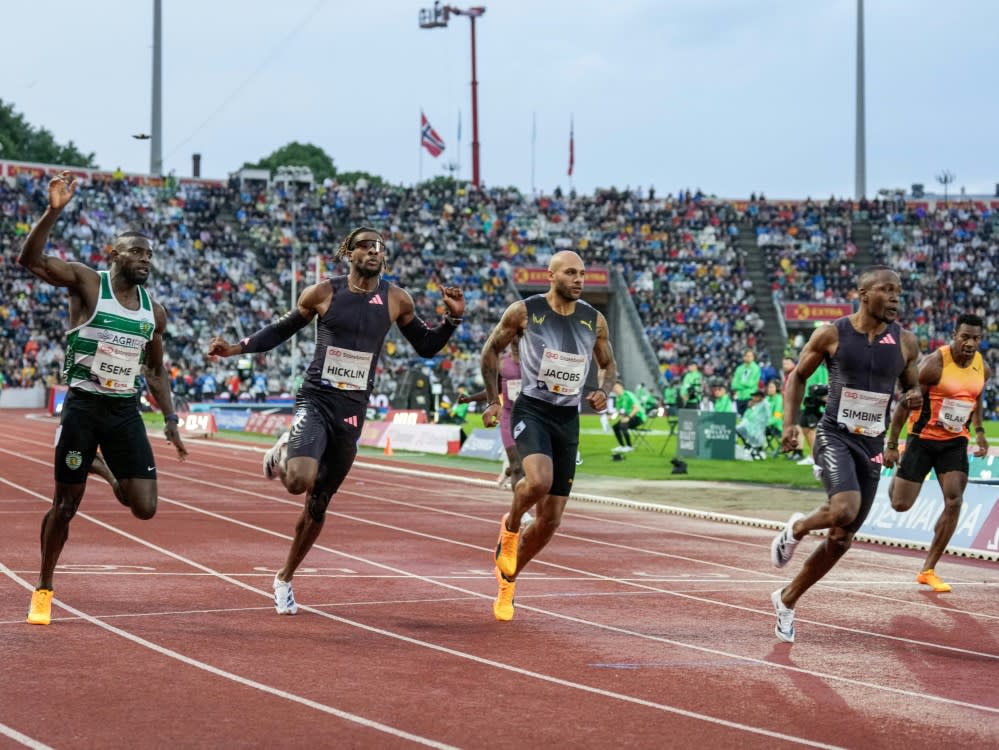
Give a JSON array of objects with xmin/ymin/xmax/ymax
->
[
  {"xmin": 263, "ymin": 432, "xmax": 289, "ymax": 480},
  {"xmin": 273, "ymin": 575, "xmax": 298, "ymax": 615},
  {"xmin": 611, "ymin": 445, "xmax": 626, "ymax": 454},
  {"xmin": 796, "ymin": 455, "xmax": 815, "ymax": 466},
  {"xmin": 621, "ymin": 446, "xmax": 635, "ymax": 453},
  {"xmin": 771, "ymin": 588, "xmax": 795, "ymax": 643}
]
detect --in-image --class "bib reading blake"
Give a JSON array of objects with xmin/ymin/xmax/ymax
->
[{"xmin": 938, "ymin": 397, "xmax": 973, "ymax": 433}]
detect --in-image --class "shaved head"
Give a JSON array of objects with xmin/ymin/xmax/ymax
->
[
  {"xmin": 857, "ymin": 265, "xmax": 898, "ymax": 290},
  {"xmin": 549, "ymin": 251, "xmax": 584, "ymax": 274}
]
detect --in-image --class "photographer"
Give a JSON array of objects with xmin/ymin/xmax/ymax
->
[
  {"xmin": 795, "ymin": 362, "xmax": 829, "ymax": 465},
  {"xmin": 679, "ymin": 363, "xmax": 703, "ymax": 408}
]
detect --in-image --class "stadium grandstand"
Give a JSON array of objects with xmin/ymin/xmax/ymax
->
[{"xmin": 2, "ymin": 157, "xmax": 997, "ymax": 423}]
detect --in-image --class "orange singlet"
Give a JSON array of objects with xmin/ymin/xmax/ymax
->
[{"xmin": 908, "ymin": 346, "xmax": 985, "ymax": 441}]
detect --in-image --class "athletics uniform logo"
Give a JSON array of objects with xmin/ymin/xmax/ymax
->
[{"xmin": 65, "ymin": 451, "xmax": 83, "ymax": 471}]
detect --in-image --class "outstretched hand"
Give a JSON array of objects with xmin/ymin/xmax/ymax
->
[
  {"xmin": 48, "ymin": 171, "xmax": 78, "ymax": 211},
  {"xmin": 207, "ymin": 336, "xmax": 242, "ymax": 358},
  {"xmin": 441, "ymin": 286, "xmax": 466, "ymax": 319}
]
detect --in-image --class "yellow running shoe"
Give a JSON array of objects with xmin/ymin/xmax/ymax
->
[
  {"xmin": 494, "ymin": 513, "xmax": 520, "ymax": 579},
  {"xmin": 916, "ymin": 569, "xmax": 951, "ymax": 592},
  {"xmin": 493, "ymin": 567, "xmax": 516, "ymax": 621},
  {"xmin": 27, "ymin": 589, "xmax": 54, "ymax": 625}
]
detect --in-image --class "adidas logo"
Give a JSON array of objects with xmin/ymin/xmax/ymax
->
[
  {"xmin": 880, "ymin": 333, "xmax": 896, "ymax": 344},
  {"xmin": 368, "ymin": 294, "xmax": 384, "ymax": 305},
  {"xmin": 343, "ymin": 415, "xmax": 358, "ymax": 427}
]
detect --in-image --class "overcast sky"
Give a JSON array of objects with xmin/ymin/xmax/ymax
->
[{"xmin": 4, "ymin": 0, "xmax": 996, "ymax": 199}]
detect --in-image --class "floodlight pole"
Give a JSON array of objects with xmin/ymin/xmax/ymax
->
[
  {"xmin": 150, "ymin": 0, "xmax": 163, "ymax": 175},
  {"xmin": 419, "ymin": 3, "xmax": 486, "ymax": 189}
]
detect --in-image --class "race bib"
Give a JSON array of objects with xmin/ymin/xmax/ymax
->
[
  {"xmin": 938, "ymin": 397, "xmax": 974, "ymax": 433},
  {"xmin": 321, "ymin": 346, "xmax": 373, "ymax": 390},
  {"xmin": 836, "ymin": 388, "xmax": 890, "ymax": 436},
  {"xmin": 537, "ymin": 349, "xmax": 587, "ymax": 396},
  {"xmin": 91, "ymin": 342, "xmax": 141, "ymax": 391},
  {"xmin": 505, "ymin": 378, "xmax": 522, "ymax": 403}
]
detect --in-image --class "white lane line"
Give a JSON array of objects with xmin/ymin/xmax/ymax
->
[
  {"xmin": 1, "ymin": 560, "xmax": 457, "ymax": 749},
  {"xmin": 0, "ymin": 479, "xmax": 843, "ymax": 747},
  {"xmin": 0, "ymin": 722, "xmax": 54, "ymax": 750},
  {"xmin": 5, "ymin": 454, "xmax": 999, "ymax": 719}
]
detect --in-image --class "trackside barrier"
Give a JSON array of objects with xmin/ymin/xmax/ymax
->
[{"xmin": 177, "ymin": 413, "xmax": 218, "ymax": 438}]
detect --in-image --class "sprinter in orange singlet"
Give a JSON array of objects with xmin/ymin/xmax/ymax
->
[{"xmin": 885, "ymin": 313, "xmax": 991, "ymax": 592}]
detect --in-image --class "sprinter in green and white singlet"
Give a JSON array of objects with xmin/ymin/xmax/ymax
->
[
  {"xmin": 64, "ymin": 271, "xmax": 156, "ymax": 395},
  {"xmin": 17, "ymin": 171, "xmax": 187, "ymax": 625}
]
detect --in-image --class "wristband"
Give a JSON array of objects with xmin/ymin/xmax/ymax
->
[
  {"xmin": 486, "ymin": 400, "xmax": 500, "ymax": 408},
  {"xmin": 165, "ymin": 414, "xmax": 180, "ymax": 424},
  {"xmin": 886, "ymin": 441, "xmax": 898, "ymax": 449},
  {"xmin": 974, "ymin": 426, "xmax": 986, "ymax": 434},
  {"xmin": 445, "ymin": 315, "xmax": 463, "ymax": 326}
]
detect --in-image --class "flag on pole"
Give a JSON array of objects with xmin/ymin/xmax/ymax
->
[
  {"xmin": 567, "ymin": 116, "xmax": 575, "ymax": 177},
  {"xmin": 421, "ymin": 111, "xmax": 446, "ymax": 158}
]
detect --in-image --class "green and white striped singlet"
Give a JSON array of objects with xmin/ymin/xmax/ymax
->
[{"xmin": 64, "ymin": 271, "xmax": 156, "ymax": 397}]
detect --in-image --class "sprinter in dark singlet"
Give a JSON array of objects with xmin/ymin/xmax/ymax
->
[
  {"xmin": 769, "ymin": 266, "xmax": 921, "ymax": 642},
  {"xmin": 208, "ymin": 227, "xmax": 464, "ymax": 615},
  {"xmin": 480, "ymin": 250, "xmax": 618, "ymax": 621}
]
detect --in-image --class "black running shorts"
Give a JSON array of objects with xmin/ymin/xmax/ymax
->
[
  {"xmin": 287, "ymin": 382, "xmax": 366, "ymax": 496},
  {"xmin": 510, "ymin": 394, "xmax": 580, "ymax": 497},
  {"xmin": 54, "ymin": 389, "xmax": 154, "ymax": 484},
  {"xmin": 812, "ymin": 426, "xmax": 883, "ymax": 533},
  {"xmin": 897, "ymin": 434, "xmax": 969, "ymax": 483}
]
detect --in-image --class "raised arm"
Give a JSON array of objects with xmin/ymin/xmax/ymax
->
[
  {"xmin": 394, "ymin": 285, "xmax": 466, "ymax": 358},
  {"xmin": 17, "ymin": 172, "xmax": 97, "ymax": 292},
  {"xmin": 207, "ymin": 281, "xmax": 324, "ymax": 358}
]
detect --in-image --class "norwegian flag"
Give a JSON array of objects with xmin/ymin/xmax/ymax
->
[{"xmin": 421, "ymin": 111, "xmax": 446, "ymax": 158}]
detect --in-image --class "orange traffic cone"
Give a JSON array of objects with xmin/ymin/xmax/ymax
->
[{"xmin": 384, "ymin": 436, "xmax": 393, "ymax": 456}]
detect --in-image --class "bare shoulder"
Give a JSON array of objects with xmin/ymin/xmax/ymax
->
[
  {"xmin": 300, "ymin": 279, "xmax": 333, "ymax": 308},
  {"xmin": 899, "ymin": 328, "xmax": 921, "ymax": 359},
  {"xmin": 808, "ymin": 322, "xmax": 839, "ymax": 352}
]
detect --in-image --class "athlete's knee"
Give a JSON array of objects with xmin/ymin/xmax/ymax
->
[
  {"xmin": 307, "ymin": 490, "xmax": 332, "ymax": 523},
  {"xmin": 941, "ymin": 493, "xmax": 964, "ymax": 512},
  {"xmin": 826, "ymin": 529, "xmax": 854, "ymax": 555},
  {"xmin": 130, "ymin": 497, "xmax": 157, "ymax": 520},
  {"xmin": 284, "ymin": 467, "xmax": 312, "ymax": 495},
  {"xmin": 889, "ymin": 493, "xmax": 916, "ymax": 513},
  {"xmin": 51, "ymin": 500, "xmax": 80, "ymax": 524}
]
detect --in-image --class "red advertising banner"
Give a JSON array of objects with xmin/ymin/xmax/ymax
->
[
  {"xmin": 512, "ymin": 266, "xmax": 609, "ymax": 288},
  {"xmin": 784, "ymin": 302, "xmax": 853, "ymax": 323}
]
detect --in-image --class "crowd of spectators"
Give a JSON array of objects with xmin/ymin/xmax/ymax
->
[{"xmin": 2, "ymin": 167, "xmax": 997, "ymax": 419}]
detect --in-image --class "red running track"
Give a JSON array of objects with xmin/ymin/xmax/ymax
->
[{"xmin": 1, "ymin": 409, "xmax": 997, "ymax": 749}]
